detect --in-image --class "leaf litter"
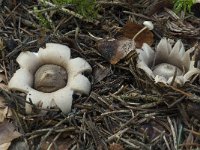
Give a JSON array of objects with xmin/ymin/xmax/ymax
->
[
  {"xmin": 121, "ymin": 21, "xmax": 154, "ymax": 48},
  {"xmin": 96, "ymin": 20, "xmax": 154, "ymax": 64},
  {"xmin": 97, "ymin": 37, "xmax": 135, "ymax": 64},
  {"xmin": 0, "ymin": 122, "xmax": 21, "ymax": 145}
]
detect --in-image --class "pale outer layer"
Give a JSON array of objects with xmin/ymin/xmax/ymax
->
[
  {"xmin": 137, "ymin": 38, "xmax": 200, "ymax": 86},
  {"xmin": 9, "ymin": 43, "xmax": 92, "ymax": 114}
]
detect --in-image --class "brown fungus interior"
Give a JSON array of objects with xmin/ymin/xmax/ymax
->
[{"xmin": 34, "ymin": 64, "xmax": 68, "ymax": 93}]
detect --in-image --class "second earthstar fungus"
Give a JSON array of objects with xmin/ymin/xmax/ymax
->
[
  {"xmin": 8, "ymin": 43, "xmax": 92, "ymax": 114},
  {"xmin": 136, "ymin": 38, "xmax": 200, "ymax": 86}
]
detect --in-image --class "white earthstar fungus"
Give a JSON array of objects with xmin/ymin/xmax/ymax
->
[
  {"xmin": 8, "ymin": 43, "xmax": 92, "ymax": 114},
  {"xmin": 136, "ymin": 38, "xmax": 200, "ymax": 86}
]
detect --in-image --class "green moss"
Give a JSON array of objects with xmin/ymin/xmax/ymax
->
[
  {"xmin": 33, "ymin": 6, "xmax": 51, "ymax": 28},
  {"xmin": 33, "ymin": 0, "xmax": 98, "ymax": 28},
  {"xmin": 173, "ymin": 0, "xmax": 195, "ymax": 13},
  {"xmin": 51, "ymin": 0, "xmax": 98, "ymax": 19}
]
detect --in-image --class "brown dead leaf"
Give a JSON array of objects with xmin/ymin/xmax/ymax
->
[
  {"xmin": 97, "ymin": 37, "xmax": 135, "ymax": 64},
  {"xmin": 121, "ymin": 21, "xmax": 154, "ymax": 48},
  {"xmin": 0, "ymin": 122, "xmax": 21, "ymax": 145},
  {"xmin": 109, "ymin": 143, "xmax": 124, "ymax": 150}
]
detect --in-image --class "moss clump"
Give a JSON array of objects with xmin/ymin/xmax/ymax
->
[
  {"xmin": 33, "ymin": 0, "xmax": 98, "ymax": 28},
  {"xmin": 52, "ymin": 0, "xmax": 98, "ymax": 19},
  {"xmin": 173, "ymin": 0, "xmax": 195, "ymax": 13},
  {"xmin": 33, "ymin": 6, "xmax": 51, "ymax": 28}
]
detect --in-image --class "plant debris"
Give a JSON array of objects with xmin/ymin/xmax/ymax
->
[
  {"xmin": 0, "ymin": 122, "xmax": 21, "ymax": 148},
  {"xmin": 121, "ymin": 21, "xmax": 154, "ymax": 48},
  {"xmin": 97, "ymin": 37, "xmax": 135, "ymax": 64}
]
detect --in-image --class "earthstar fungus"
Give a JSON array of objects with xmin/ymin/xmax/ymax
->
[
  {"xmin": 136, "ymin": 38, "xmax": 200, "ymax": 85},
  {"xmin": 8, "ymin": 43, "xmax": 92, "ymax": 114}
]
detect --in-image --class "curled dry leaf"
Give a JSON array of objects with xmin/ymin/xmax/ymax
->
[
  {"xmin": 121, "ymin": 21, "xmax": 154, "ymax": 48},
  {"xmin": 0, "ymin": 122, "xmax": 21, "ymax": 145},
  {"xmin": 97, "ymin": 37, "xmax": 135, "ymax": 64}
]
